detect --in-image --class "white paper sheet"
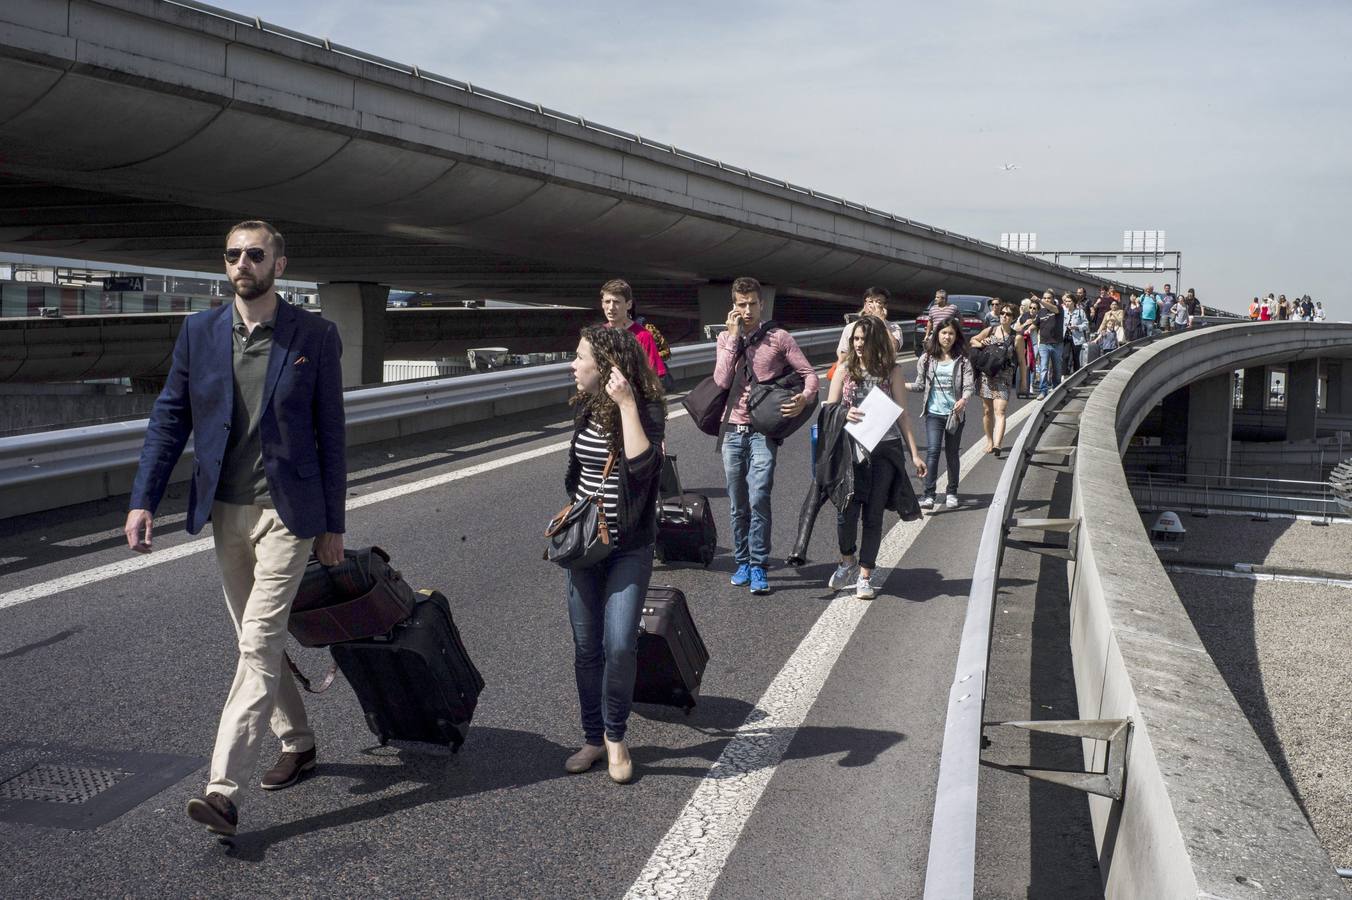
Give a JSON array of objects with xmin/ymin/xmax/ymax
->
[{"xmin": 842, "ymin": 386, "xmax": 903, "ymax": 453}]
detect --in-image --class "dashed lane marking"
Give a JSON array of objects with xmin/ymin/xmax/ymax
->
[{"xmin": 623, "ymin": 401, "xmax": 1036, "ymax": 900}]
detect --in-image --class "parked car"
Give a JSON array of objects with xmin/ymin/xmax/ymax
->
[{"xmin": 913, "ymin": 294, "xmax": 997, "ymax": 352}]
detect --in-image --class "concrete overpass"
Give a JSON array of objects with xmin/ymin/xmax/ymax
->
[{"xmin": 0, "ymin": 0, "xmax": 1128, "ymax": 383}]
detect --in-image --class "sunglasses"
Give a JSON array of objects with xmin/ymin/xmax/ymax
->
[{"xmin": 224, "ymin": 247, "xmax": 267, "ymax": 265}]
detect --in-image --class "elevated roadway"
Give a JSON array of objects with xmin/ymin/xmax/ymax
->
[
  {"xmin": 3, "ymin": 323, "xmax": 1351, "ymax": 897},
  {"xmin": 0, "ymin": 0, "xmax": 1120, "ymax": 324},
  {"xmin": 0, "ymin": 359, "xmax": 1041, "ymax": 898}
]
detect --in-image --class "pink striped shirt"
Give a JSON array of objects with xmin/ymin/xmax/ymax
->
[{"xmin": 713, "ymin": 327, "xmax": 819, "ymax": 425}]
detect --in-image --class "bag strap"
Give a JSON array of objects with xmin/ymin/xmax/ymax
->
[{"xmin": 285, "ymin": 651, "xmax": 339, "ymax": 694}]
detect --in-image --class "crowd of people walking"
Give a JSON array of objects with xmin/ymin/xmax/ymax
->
[
  {"xmin": 134, "ymin": 222, "xmax": 1270, "ymax": 824},
  {"xmin": 1248, "ymin": 294, "xmax": 1325, "ymax": 322}
]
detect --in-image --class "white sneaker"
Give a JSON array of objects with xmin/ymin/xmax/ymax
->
[
  {"xmin": 855, "ymin": 574, "xmax": 877, "ymax": 600},
  {"xmin": 828, "ymin": 560, "xmax": 859, "ymax": 591},
  {"xmin": 919, "ymin": 496, "xmax": 935, "ymax": 510},
  {"xmin": 945, "ymin": 493, "xmax": 960, "ymax": 509}
]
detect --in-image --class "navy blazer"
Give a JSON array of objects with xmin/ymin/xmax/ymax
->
[{"xmin": 130, "ymin": 300, "xmax": 347, "ymax": 539}]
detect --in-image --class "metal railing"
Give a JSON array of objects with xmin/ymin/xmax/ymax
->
[
  {"xmin": 0, "ymin": 325, "xmax": 842, "ymax": 507},
  {"xmin": 1127, "ymin": 470, "xmax": 1347, "ymax": 521},
  {"xmin": 921, "ymin": 329, "xmax": 1173, "ymax": 899},
  {"xmin": 149, "ymin": 0, "xmax": 1124, "ymax": 291}
]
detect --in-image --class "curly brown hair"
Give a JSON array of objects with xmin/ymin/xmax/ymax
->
[
  {"xmin": 844, "ymin": 315, "xmax": 896, "ymax": 382},
  {"xmin": 572, "ymin": 324, "xmax": 667, "ymax": 450}
]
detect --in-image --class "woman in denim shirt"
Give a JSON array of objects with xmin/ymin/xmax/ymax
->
[{"xmin": 906, "ymin": 320, "xmax": 975, "ymax": 510}]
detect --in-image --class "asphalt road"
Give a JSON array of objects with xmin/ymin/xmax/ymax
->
[{"xmin": 0, "ymin": 366, "xmax": 1038, "ymax": 899}]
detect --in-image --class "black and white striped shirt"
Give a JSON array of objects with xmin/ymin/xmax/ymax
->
[{"xmin": 573, "ymin": 423, "xmax": 620, "ymax": 539}]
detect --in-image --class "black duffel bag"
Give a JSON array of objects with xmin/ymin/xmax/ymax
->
[
  {"xmin": 681, "ymin": 375, "xmax": 731, "ymax": 436},
  {"xmin": 288, "ymin": 546, "xmax": 417, "ymax": 647},
  {"xmin": 746, "ymin": 368, "xmax": 819, "ymax": 441}
]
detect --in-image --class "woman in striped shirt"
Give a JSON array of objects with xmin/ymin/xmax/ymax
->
[{"xmin": 562, "ymin": 325, "xmax": 667, "ymax": 784}]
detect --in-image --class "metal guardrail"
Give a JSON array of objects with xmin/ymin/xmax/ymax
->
[
  {"xmin": 1127, "ymin": 470, "xmax": 1347, "ymax": 521},
  {"xmin": 921, "ymin": 328, "xmax": 1174, "ymax": 899},
  {"xmin": 0, "ymin": 326, "xmax": 841, "ymax": 499},
  {"xmin": 150, "ymin": 0, "xmax": 1129, "ymax": 291}
]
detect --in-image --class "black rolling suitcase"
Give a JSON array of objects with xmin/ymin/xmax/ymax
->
[
  {"xmin": 656, "ymin": 455, "xmax": 717, "ymax": 567},
  {"xmin": 330, "ymin": 589, "xmax": 485, "ymax": 750},
  {"xmin": 634, "ymin": 586, "xmax": 709, "ymax": 711}
]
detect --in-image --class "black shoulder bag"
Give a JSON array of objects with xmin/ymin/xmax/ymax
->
[{"xmin": 544, "ymin": 450, "xmax": 617, "ymax": 569}]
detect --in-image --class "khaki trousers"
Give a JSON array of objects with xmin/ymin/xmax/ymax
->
[{"xmin": 207, "ymin": 501, "xmax": 315, "ymax": 800}]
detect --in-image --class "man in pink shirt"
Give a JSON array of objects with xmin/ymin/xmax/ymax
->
[
  {"xmin": 713, "ymin": 276, "xmax": 818, "ymax": 595},
  {"xmin": 600, "ymin": 279, "xmax": 669, "ymax": 385}
]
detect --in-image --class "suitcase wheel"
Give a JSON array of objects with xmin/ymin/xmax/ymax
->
[
  {"xmin": 699, "ymin": 546, "xmax": 714, "ymax": 567},
  {"xmin": 655, "ymin": 545, "xmax": 667, "ymax": 564}
]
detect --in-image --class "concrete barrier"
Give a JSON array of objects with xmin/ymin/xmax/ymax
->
[{"xmin": 1070, "ymin": 321, "xmax": 1352, "ymax": 897}]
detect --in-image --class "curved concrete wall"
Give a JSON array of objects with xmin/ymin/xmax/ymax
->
[
  {"xmin": 0, "ymin": 0, "xmax": 1116, "ymax": 303},
  {"xmin": 1071, "ymin": 322, "xmax": 1352, "ymax": 898}
]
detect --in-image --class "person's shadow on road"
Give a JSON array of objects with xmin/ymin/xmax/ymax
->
[{"xmin": 220, "ymin": 696, "xmax": 903, "ymax": 860}]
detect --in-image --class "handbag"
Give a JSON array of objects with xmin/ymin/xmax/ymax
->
[
  {"xmin": 288, "ymin": 546, "xmax": 417, "ymax": 647},
  {"xmin": 746, "ymin": 367, "xmax": 819, "ymax": 441},
  {"xmin": 681, "ymin": 376, "xmax": 730, "ymax": 435},
  {"xmin": 945, "ymin": 409, "xmax": 964, "ymax": 434},
  {"xmin": 544, "ymin": 450, "xmax": 617, "ymax": 569}
]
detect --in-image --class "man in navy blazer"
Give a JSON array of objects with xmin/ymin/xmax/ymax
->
[{"xmin": 125, "ymin": 220, "xmax": 345, "ymax": 837}]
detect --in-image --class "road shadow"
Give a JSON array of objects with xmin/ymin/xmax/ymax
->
[
  {"xmin": 0, "ymin": 627, "xmax": 83, "ymax": 660},
  {"xmin": 218, "ymin": 727, "xmax": 577, "ymax": 862},
  {"xmin": 217, "ymin": 702, "xmax": 903, "ymax": 861},
  {"xmin": 632, "ymin": 694, "xmax": 905, "ymax": 776}
]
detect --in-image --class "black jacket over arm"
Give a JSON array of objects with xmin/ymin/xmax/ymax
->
[{"xmin": 563, "ymin": 400, "xmax": 666, "ymax": 551}]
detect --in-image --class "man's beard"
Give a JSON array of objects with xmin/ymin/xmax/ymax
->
[{"xmin": 233, "ymin": 269, "xmax": 275, "ymax": 301}]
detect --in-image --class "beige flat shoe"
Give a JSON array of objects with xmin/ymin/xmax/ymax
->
[
  {"xmin": 565, "ymin": 743, "xmax": 606, "ymax": 774},
  {"xmin": 604, "ymin": 737, "xmax": 634, "ymax": 784}
]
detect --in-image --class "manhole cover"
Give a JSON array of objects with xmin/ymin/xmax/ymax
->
[
  {"xmin": 0, "ymin": 763, "xmax": 131, "ymax": 804},
  {"xmin": 0, "ymin": 742, "xmax": 204, "ymax": 829}
]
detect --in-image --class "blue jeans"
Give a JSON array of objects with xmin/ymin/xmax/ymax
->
[
  {"xmin": 1035, "ymin": 343, "xmax": 1060, "ymax": 395},
  {"xmin": 1142, "ymin": 318, "xmax": 1157, "ymax": 337},
  {"xmin": 566, "ymin": 544, "xmax": 654, "ymax": 744},
  {"xmin": 923, "ymin": 412, "xmax": 963, "ymax": 498},
  {"xmin": 721, "ymin": 430, "xmax": 778, "ymax": 567}
]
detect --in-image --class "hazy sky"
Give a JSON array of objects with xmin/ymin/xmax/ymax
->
[{"xmin": 255, "ymin": 0, "xmax": 1350, "ymax": 316}]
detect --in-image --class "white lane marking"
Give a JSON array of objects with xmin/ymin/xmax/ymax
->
[
  {"xmin": 0, "ymin": 409, "xmax": 691, "ymax": 611},
  {"xmin": 624, "ymin": 402, "xmax": 1036, "ymax": 900}
]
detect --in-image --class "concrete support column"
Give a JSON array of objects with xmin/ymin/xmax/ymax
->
[
  {"xmin": 697, "ymin": 282, "xmax": 776, "ymax": 333},
  {"xmin": 320, "ymin": 282, "xmax": 388, "ymax": 387},
  {"xmin": 1331, "ymin": 362, "xmax": 1352, "ymax": 415},
  {"xmin": 1286, "ymin": 359, "xmax": 1318, "ymax": 441},
  {"xmin": 1241, "ymin": 366, "xmax": 1266, "ymax": 412},
  {"xmin": 1188, "ymin": 371, "xmax": 1234, "ymax": 480}
]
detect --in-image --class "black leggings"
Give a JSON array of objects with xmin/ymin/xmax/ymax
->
[{"xmin": 836, "ymin": 449, "xmax": 898, "ymax": 570}]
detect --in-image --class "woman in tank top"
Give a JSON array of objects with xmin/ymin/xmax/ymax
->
[
  {"xmin": 825, "ymin": 315, "xmax": 927, "ymax": 599},
  {"xmin": 561, "ymin": 325, "xmax": 666, "ymax": 784}
]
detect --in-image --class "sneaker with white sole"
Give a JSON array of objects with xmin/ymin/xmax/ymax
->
[
  {"xmin": 945, "ymin": 493, "xmax": 960, "ymax": 509},
  {"xmin": 855, "ymin": 574, "xmax": 877, "ymax": 600},
  {"xmin": 919, "ymin": 496, "xmax": 935, "ymax": 510},
  {"xmin": 829, "ymin": 560, "xmax": 859, "ymax": 591}
]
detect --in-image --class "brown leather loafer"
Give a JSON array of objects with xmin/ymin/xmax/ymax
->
[
  {"xmin": 565, "ymin": 743, "xmax": 606, "ymax": 774},
  {"xmin": 260, "ymin": 746, "xmax": 317, "ymax": 791},
  {"xmin": 186, "ymin": 792, "xmax": 238, "ymax": 836}
]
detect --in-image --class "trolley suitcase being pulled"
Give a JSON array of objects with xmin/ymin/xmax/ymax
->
[
  {"xmin": 655, "ymin": 455, "xmax": 717, "ymax": 567},
  {"xmin": 634, "ymin": 585, "xmax": 709, "ymax": 711},
  {"xmin": 330, "ymin": 589, "xmax": 485, "ymax": 750}
]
